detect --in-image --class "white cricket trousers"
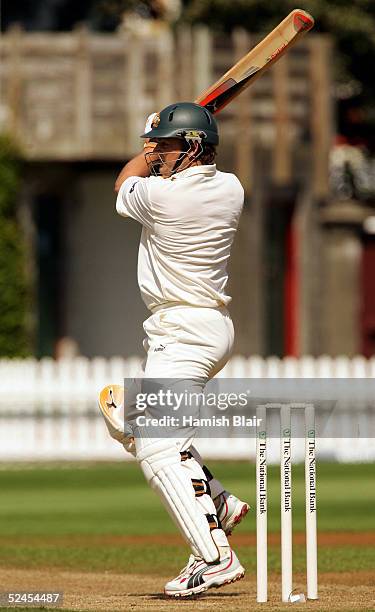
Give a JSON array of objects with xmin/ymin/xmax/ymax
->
[{"xmin": 124, "ymin": 304, "xmax": 234, "ymax": 451}]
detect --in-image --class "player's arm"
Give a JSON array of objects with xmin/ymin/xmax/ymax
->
[{"xmin": 114, "ymin": 152, "xmax": 150, "ymax": 193}]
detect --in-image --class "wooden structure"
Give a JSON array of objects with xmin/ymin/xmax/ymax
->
[{"xmin": 0, "ymin": 25, "xmax": 332, "ymax": 196}]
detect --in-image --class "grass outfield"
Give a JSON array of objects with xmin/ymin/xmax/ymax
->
[{"xmin": 0, "ymin": 461, "xmax": 374, "ymax": 576}]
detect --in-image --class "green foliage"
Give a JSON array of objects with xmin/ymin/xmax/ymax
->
[
  {"xmin": 0, "ymin": 136, "xmax": 22, "ymax": 217},
  {"xmin": 181, "ymin": 0, "xmax": 375, "ymax": 107},
  {"xmin": 0, "ymin": 135, "xmax": 30, "ymax": 357}
]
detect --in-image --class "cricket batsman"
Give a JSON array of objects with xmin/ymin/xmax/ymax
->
[{"xmin": 99, "ymin": 102, "xmax": 249, "ymax": 597}]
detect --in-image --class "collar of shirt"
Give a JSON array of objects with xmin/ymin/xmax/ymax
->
[{"xmin": 170, "ymin": 164, "xmax": 217, "ymax": 180}]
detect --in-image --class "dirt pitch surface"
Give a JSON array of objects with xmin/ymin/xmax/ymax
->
[{"xmin": 0, "ymin": 567, "xmax": 373, "ymax": 612}]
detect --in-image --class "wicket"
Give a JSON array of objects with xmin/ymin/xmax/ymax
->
[{"xmin": 256, "ymin": 404, "xmax": 318, "ymax": 603}]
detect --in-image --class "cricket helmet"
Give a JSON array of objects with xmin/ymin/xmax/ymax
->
[{"xmin": 141, "ymin": 102, "xmax": 219, "ymax": 145}]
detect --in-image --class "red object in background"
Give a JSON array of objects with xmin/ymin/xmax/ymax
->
[
  {"xmin": 361, "ymin": 236, "xmax": 375, "ymax": 357},
  {"xmin": 284, "ymin": 216, "xmax": 299, "ymax": 356}
]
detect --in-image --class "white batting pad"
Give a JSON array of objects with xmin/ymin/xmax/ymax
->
[{"xmin": 136, "ymin": 438, "xmax": 220, "ymax": 563}]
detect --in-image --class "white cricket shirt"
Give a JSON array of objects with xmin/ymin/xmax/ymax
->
[{"xmin": 116, "ymin": 164, "xmax": 244, "ymax": 311}]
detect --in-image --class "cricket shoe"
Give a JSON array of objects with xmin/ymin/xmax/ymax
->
[
  {"xmin": 216, "ymin": 492, "xmax": 250, "ymax": 535},
  {"xmin": 164, "ymin": 550, "xmax": 245, "ymax": 598}
]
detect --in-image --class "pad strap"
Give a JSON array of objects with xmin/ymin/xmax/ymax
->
[
  {"xmin": 192, "ymin": 478, "xmax": 211, "ymax": 497},
  {"xmin": 206, "ymin": 514, "xmax": 221, "ymax": 531},
  {"xmin": 180, "ymin": 450, "xmax": 193, "ymax": 461}
]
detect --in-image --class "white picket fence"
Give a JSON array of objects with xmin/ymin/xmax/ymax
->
[{"xmin": 0, "ymin": 355, "xmax": 374, "ymax": 462}]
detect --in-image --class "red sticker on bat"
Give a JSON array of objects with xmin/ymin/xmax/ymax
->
[
  {"xmin": 199, "ymin": 79, "xmax": 237, "ymax": 109},
  {"xmin": 293, "ymin": 12, "xmax": 314, "ymax": 32}
]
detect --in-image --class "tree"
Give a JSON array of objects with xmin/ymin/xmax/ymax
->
[{"xmin": 0, "ymin": 135, "xmax": 31, "ymax": 356}]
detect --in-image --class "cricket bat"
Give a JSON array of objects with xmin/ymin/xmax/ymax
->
[{"xmin": 195, "ymin": 9, "xmax": 314, "ymax": 114}]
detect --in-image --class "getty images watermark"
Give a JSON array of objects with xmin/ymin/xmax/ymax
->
[
  {"xmin": 135, "ymin": 388, "xmax": 250, "ymax": 411},
  {"xmin": 134, "ymin": 387, "xmax": 261, "ymax": 428},
  {"xmin": 122, "ymin": 377, "xmax": 375, "ymax": 438}
]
